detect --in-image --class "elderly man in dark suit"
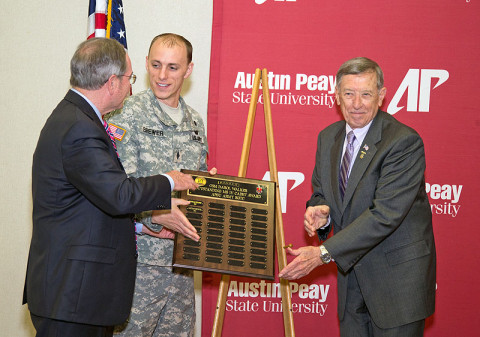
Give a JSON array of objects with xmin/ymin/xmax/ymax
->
[
  {"xmin": 280, "ymin": 57, "xmax": 436, "ymax": 336},
  {"xmin": 23, "ymin": 38, "xmax": 200, "ymax": 337}
]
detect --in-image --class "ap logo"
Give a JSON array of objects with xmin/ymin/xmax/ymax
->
[{"xmin": 387, "ymin": 69, "xmax": 449, "ymax": 115}]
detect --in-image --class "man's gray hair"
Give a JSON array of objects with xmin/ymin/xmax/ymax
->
[
  {"xmin": 336, "ymin": 57, "xmax": 384, "ymax": 91},
  {"xmin": 70, "ymin": 38, "xmax": 127, "ymax": 90}
]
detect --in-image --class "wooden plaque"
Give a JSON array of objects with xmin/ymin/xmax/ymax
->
[{"xmin": 173, "ymin": 170, "xmax": 276, "ymax": 280}]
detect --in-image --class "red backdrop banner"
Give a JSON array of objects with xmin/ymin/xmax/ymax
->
[{"xmin": 203, "ymin": 1, "xmax": 480, "ymax": 336}]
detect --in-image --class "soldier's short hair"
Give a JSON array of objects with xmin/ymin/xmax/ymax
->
[{"xmin": 148, "ymin": 33, "xmax": 193, "ymax": 64}]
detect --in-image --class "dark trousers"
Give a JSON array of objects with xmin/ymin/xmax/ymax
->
[
  {"xmin": 340, "ymin": 271, "xmax": 425, "ymax": 337},
  {"xmin": 30, "ymin": 313, "xmax": 114, "ymax": 337}
]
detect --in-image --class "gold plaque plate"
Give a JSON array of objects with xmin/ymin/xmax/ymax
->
[{"xmin": 173, "ymin": 170, "xmax": 276, "ymax": 280}]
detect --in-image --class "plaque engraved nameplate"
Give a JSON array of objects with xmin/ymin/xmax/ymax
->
[{"xmin": 173, "ymin": 170, "xmax": 276, "ymax": 280}]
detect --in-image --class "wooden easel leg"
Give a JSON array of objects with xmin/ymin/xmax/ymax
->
[
  {"xmin": 211, "ymin": 274, "xmax": 230, "ymax": 337},
  {"xmin": 262, "ymin": 69, "xmax": 295, "ymax": 337}
]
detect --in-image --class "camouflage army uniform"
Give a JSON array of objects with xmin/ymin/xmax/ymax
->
[{"xmin": 106, "ymin": 89, "xmax": 208, "ymax": 337}]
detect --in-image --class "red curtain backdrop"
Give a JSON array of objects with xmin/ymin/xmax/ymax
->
[{"xmin": 203, "ymin": 1, "xmax": 480, "ymax": 336}]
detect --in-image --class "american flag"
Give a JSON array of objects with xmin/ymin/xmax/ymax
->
[
  {"xmin": 87, "ymin": 0, "xmax": 128, "ymax": 49},
  {"xmin": 107, "ymin": 124, "xmax": 126, "ymax": 141}
]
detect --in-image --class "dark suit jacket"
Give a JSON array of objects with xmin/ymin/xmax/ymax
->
[
  {"xmin": 23, "ymin": 90, "xmax": 172, "ymax": 326},
  {"xmin": 308, "ymin": 110, "xmax": 436, "ymax": 329}
]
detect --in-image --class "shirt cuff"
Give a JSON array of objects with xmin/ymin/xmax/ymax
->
[{"xmin": 320, "ymin": 215, "xmax": 331, "ymax": 228}]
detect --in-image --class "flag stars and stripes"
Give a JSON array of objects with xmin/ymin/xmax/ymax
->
[{"xmin": 87, "ymin": 0, "xmax": 128, "ymax": 50}]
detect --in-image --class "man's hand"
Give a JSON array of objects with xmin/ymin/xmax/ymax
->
[
  {"xmin": 151, "ymin": 198, "xmax": 200, "ymax": 241},
  {"xmin": 165, "ymin": 170, "xmax": 199, "ymax": 191},
  {"xmin": 278, "ymin": 246, "xmax": 323, "ymax": 280},
  {"xmin": 304, "ymin": 205, "xmax": 330, "ymax": 237},
  {"xmin": 209, "ymin": 167, "xmax": 218, "ymax": 175},
  {"xmin": 142, "ymin": 226, "xmax": 175, "ymax": 239}
]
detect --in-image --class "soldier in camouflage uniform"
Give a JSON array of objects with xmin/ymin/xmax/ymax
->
[{"xmin": 106, "ymin": 33, "xmax": 209, "ymax": 337}]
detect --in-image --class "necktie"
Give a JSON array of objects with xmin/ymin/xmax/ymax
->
[
  {"xmin": 339, "ymin": 131, "xmax": 356, "ymax": 199},
  {"xmin": 103, "ymin": 119, "xmax": 119, "ymax": 158}
]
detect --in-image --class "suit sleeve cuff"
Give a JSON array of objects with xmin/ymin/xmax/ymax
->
[{"xmin": 161, "ymin": 173, "xmax": 174, "ymax": 192}]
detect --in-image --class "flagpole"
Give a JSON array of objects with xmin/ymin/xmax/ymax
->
[{"xmin": 106, "ymin": 0, "xmax": 113, "ymax": 38}]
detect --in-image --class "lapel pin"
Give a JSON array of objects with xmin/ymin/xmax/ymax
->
[{"xmin": 360, "ymin": 144, "xmax": 369, "ymax": 158}]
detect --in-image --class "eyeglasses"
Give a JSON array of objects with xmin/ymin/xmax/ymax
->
[{"xmin": 117, "ymin": 73, "xmax": 137, "ymax": 85}]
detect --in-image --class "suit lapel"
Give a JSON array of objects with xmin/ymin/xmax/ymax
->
[{"xmin": 341, "ymin": 112, "xmax": 383, "ymax": 211}]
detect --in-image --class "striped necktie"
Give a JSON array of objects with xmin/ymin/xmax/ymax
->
[{"xmin": 339, "ymin": 131, "xmax": 355, "ymax": 199}]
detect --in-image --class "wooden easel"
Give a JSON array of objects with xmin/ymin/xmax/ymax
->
[{"xmin": 211, "ymin": 69, "xmax": 295, "ymax": 336}]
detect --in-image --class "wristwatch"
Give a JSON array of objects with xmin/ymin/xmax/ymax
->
[{"xmin": 319, "ymin": 245, "xmax": 332, "ymax": 264}]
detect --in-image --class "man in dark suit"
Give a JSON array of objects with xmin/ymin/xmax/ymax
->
[
  {"xmin": 23, "ymin": 38, "xmax": 200, "ymax": 337},
  {"xmin": 279, "ymin": 57, "xmax": 436, "ymax": 336}
]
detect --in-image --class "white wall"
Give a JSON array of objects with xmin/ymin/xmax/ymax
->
[{"xmin": 0, "ymin": 1, "xmax": 213, "ymax": 336}]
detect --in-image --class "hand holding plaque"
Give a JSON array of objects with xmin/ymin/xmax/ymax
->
[
  {"xmin": 152, "ymin": 198, "xmax": 200, "ymax": 242},
  {"xmin": 165, "ymin": 170, "xmax": 199, "ymax": 191}
]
